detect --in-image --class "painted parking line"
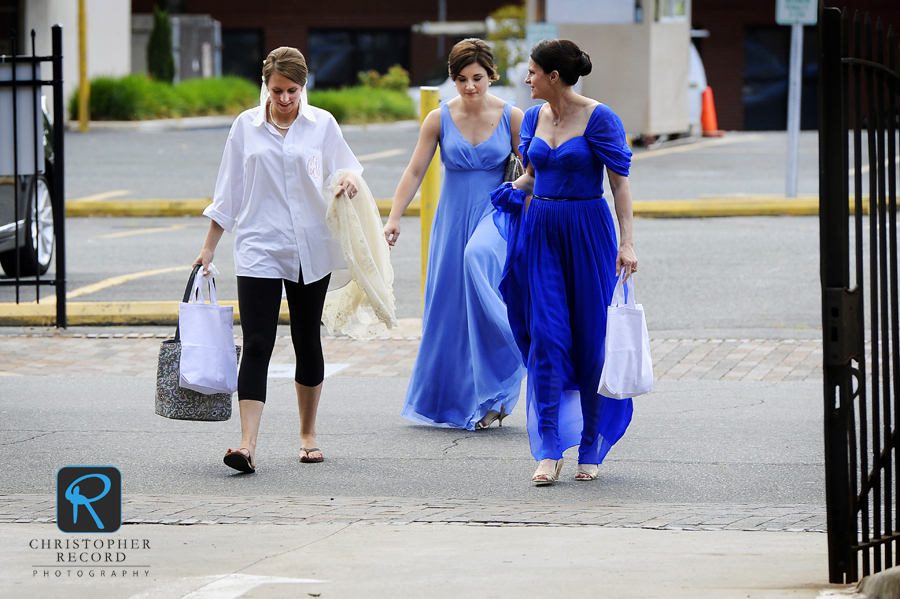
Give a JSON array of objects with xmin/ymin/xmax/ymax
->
[
  {"xmin": 97, "ymin": 224, "xmax": 188, "ymax": 239},
  {"xmin": 356, "ymin": 148, "xmax": 407, "ymax": 161},
  {"xmin": 66, "ymin": 266, "xmax": 191, "ymax": 300},
  {"xmin": 67, "ymin": 189, "xmax": 131, "ymax": 202},
  {"xmin": 16, "ymin": 266, "xmax": 193, "ymax": 305},
  {"xmin": 632, "ymin": 134, "xmax": 766, "ymax": 160}
]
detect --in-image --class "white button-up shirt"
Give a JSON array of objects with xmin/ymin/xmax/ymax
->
[{"xmin": 203, "ymin": 103, "xmax": 363, "ymax": 285}]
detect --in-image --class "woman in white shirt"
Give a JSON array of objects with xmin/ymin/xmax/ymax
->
[{"xmin": 194, "ymin": 47, "xmax": 362, "ymax": 473}]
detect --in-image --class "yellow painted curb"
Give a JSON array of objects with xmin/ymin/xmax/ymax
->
[
  {"xmin": 633, "ymin": 197, "xmax": 820, "ymax": 218},
  {"xmin": 67, "ymin": 197, "xmax": 869, "ymax": 219},
  {"xmin": 66, "ymin": 199, "xmax": 212, "ymax": 217},
  {"xmin": 0, "ymin": 300, "xmax": 290, "ymax": 326},
  {"xmin": 375, "ymin": 199, "xmax": 419, "ymax": 217}
]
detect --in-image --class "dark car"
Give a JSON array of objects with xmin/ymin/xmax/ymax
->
[{"xmin": 0, "ymin": 101, "xmax": 55, "ymax": 277}]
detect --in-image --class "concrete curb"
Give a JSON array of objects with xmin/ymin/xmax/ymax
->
[{"xmin": 65, "ymin": 196, "xmax": 843, "ymax": 219}]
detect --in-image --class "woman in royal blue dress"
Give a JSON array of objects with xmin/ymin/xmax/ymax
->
[
  {"xmin": 492, "ymin": 39, "xmax": 638, "ymax": 485},
  {"xmin": 384, "ymin": 39, "xmax": 526, "ymax": 430}
]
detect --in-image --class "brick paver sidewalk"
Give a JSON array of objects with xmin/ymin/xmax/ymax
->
[
  {"xmin": 0, "ymin": 331, "xmax": 826, "ymax": 532},
  {"xmin": 0, "ymin": 494, "xmax": 825, "ymax": 533},
  {"xmin": 0, "ymin": 331, "xmax": 822, "ymax": 382}
]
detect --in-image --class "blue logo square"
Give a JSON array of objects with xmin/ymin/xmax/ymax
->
[{"xmin": 57, "ymin": 466, "xmax": 121, "ymax": 533}]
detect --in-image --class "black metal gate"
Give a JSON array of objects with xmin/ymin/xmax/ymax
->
[
  {"xmin": 820, "ymin": 2, "xmax": 900, "ymax": 583},
  {"xmin": 0, "ymin": 26, "xmax": 66, "ymax": 326}
]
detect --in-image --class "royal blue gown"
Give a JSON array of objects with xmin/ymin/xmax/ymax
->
[
  {"xmin": 401, "ymin": 102, "xmax": 526, "ymax": 429},
  {"xmin": 492, "ymin": 103, "xmax": 634, "ymax": 464}
]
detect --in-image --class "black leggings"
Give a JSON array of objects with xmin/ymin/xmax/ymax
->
[{"xmin": 236, "ymin": 274, "xmax": 331, "ymax": 401}]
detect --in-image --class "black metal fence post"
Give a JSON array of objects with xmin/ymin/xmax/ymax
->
[
  {"xmin": 819, "ymin": 3, "xmax": 857, "ymax": 584},
  {"xmin": 0, "ymin": 25, "xmax": 66, "ymax": 326},
  {"xmin": 52, "ymin": 24, "xmax": 66, "ymax": 327}
]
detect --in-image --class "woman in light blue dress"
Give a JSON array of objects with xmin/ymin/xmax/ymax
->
[
  {"xmin": 492, "ymin": 39, "xmax": 638, "ymax": 485},
  {"xmin": 384, "ymin": 39, "xmax": 526, "ymax": 430}
]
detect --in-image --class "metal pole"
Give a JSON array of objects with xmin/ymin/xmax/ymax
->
[
  {"xmin": 786, "ymin": 23, "xmax": 804, "ymax": 198},
  {"xmin": 52, "ymin": 25, "xmax": 67, "ymax": 328},
  {"xmin": 419, "ymin": 87, "xmax": 440, "ymax": 300},
  {"xmin": 78, "ymin": 0, "xmax": 88, "ymax": 132},
  {"xmin": 818, "ymin": 5, "xmax": 853, "ymax": 582}
]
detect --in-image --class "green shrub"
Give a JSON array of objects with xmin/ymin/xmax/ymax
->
[
  {"xmin": 69, "ymin": 75, "xmax": 258, "ymax": 121},
  {"xmin": 357, "ymin": 70, "xmax": 381, "ymax": 89},
  {"xmin": 379, "ymin": 65, "xmax": 411, "ymax": 92},
  {"xmin": 147, "ymin": 5, "xmax": 175, "ymax": 83},
  {"xmin": 69, "ymin": 76, "xmax": 412, "ymax": 124},
  {"xmin": 356, "ymin": 64, "xmax": 410, "ymax": 93},
  {"xmin": 309, "ymin": 86, "xmax": 415, "ymax": 124}
]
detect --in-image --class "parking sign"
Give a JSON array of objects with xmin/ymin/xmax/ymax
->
[{"xmin": 776, "ymin": 0, "xmax": 817, "ymax": 26}]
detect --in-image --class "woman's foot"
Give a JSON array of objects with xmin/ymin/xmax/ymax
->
[
  {"xmin": 532, "ymin": 458, "xmax": 563, "ymax": 486},
  {"xmin": 223, "ymin": 447, "xmax": 255, "ymax": 473},
  {"xmin": 475, "ymin": 406, "xmax": 508, "ymax": 430},
  {"xmin": 575, "ymin": 464, "xmax": 599, "ymax": 481},
  {"xmin": 299, "ymin": 447, "xmax": 324, "ymax": 463}
]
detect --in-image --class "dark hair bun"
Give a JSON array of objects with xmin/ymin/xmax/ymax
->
[
  {"xmin": 577, "ymin": 52, "xmax": 592, "ymax": 77},
  {"xmin": 530, "ymin": 39, "xmax": 591, "ymax": 86}
]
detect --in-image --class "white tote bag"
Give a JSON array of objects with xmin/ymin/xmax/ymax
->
[
  {"xmin": 178, "ymin": 271, "xmax": 239, "ymax": 395},
  {"xmin": 597, "ymin": 272, "xmax": 653, "ymax": 399}
]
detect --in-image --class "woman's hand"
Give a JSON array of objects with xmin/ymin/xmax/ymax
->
[
  {"xmin": 334, "ymin": 173, "xmax": 359, "ymax": 199},
  {"xmin": 194, "ymin": 220, "xmax": 224, "ymax": 276},
  {"xmin": 383, "ymin": 218, "xmax": 401, "ymax": 247},
  {"xmin": 616, "ymin": 244, "xmax": 638, "ymax": 281},
  {"xmin": 193, "ymin": 248, "xmax": 215, "ymax": 276}
]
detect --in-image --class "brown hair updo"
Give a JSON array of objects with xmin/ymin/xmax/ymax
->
[
  {"xmin": 262, "ymin": 47, "xmax": 309, "ymax": 87},
  {"xmin": 448, "ymin": 38, "xmax": 499, "ymax": 82},
  {"xmin": 530, "ymin": 39, "xmax": 592, "ymax": 86}
]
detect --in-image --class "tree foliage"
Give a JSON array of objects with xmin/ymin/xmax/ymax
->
[
  {"xmin": 486, "ymin": 3, "xmax": 526, "ymax": 86},
  {"xmin": 147, "ymin": 5, "xmax": 175, "ymax": 83}
]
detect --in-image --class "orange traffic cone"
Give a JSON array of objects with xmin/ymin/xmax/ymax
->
[{"xmin": 701, "ymin": 86, "xmax": 724, "ymax": 137}]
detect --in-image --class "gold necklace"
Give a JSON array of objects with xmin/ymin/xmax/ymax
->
[{"xmin": 268, "ymin": 101, "xmax": 294, "ymax": 130}]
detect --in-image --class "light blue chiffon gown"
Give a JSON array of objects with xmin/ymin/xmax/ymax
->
[
  {"xmin": 401, "ymin": 101, "xmax": 525, "ymax": 430},
  {"xmin": 491, "ymin": 103, "xmax": 634, "ymax": 465}
]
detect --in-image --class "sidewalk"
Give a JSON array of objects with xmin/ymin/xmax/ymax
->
[
  {"xmin": 0, "ymin": 327, "xmax": 839, "ymax": 597},
  {"xmin": 0, "ymin": 325, "xmax": 822, "ymax": 382},
  {"xmin": 3, "ymin": 522, "xmax": 835, "ymax": 599}
]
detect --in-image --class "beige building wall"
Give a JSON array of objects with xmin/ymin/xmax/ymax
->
[
  {"xmin": 23, "ymin": 0, "xmax": 130, "ymax": 120},
  {"xmin": 559, "ymin": 19, "xmax": 689, "ymax": 137}
]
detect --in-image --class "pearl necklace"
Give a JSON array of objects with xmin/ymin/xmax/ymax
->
[{"xmin": 268, "ymin": 101, "xmax": 295, "ymax": 130}]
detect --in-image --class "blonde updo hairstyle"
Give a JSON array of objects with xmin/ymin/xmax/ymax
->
[
  {"xmin": 262, "ymin": 46, "xmax": 309, "ymax": 87},
  {"xmin": 447, "ymin": 38, "xmax": 499, "ymax": 82}
]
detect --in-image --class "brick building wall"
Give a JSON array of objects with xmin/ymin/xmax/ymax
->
[{"xmin": 131, "ymin": 0, "xmax": 511, "ymax": 85}]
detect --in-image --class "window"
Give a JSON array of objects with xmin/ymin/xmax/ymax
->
[
  {"xmin": 308, "ymin": 30, "xmax": 409, "ymax": 89},
  {"xmin": 221, "ymin": 29, "xmax": 263, "ymax": 82}
]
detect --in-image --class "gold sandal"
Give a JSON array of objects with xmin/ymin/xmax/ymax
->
[
  {"xmin": 532, "ymin": 458, "xmax": 564, "ymax": 486},
  {"xmin": 574, "ymin": 464, "xmax": 599, "ymax": 481},
  {"xmin": 475, "ymin": 406, "xmax": 508, "ymax": 430}
]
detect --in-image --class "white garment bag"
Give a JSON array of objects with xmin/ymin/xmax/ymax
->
[
  {"xmin": 597, "ymin": 271, "xmax": 653, "ymax": 400},
  {"xmin": 178, "ymin": 271, "xmax": 239, "ymax": 395}
]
